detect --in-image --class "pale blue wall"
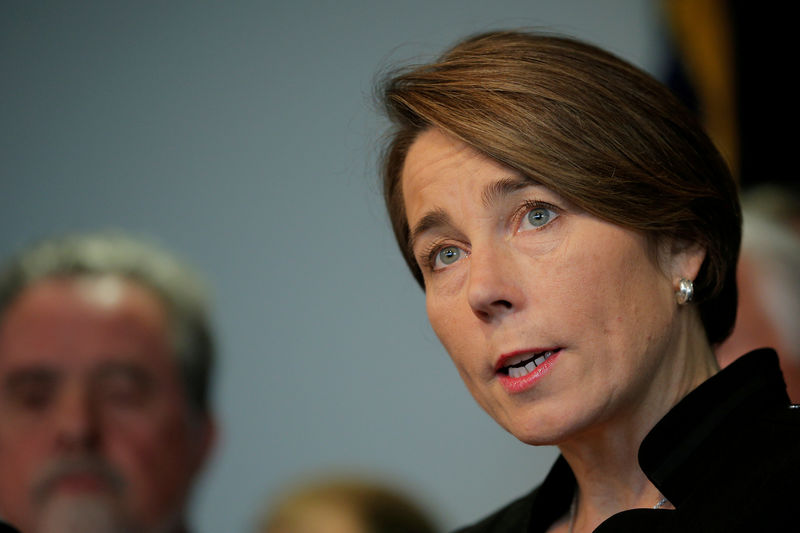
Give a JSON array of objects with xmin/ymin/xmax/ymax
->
[{"xmin": 0, "ymin": 2, "xmax": 666, "ymax": 531}]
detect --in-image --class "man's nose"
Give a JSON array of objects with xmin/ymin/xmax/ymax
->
[
  {"xmin": 466, "ymin": 241, "xmax": 524, "ymax": 322},
  {"xmin": 53, "ymin": 383, "xmax": 100, "ymax": 453}
]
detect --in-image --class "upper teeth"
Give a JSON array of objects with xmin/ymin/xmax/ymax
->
[{"xmin": 506, "ymin": 350, "xmax": 554, "ymax": 378}]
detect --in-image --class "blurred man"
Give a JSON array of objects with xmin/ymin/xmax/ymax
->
[
  {"xmin": 0, "ymin": 233, "xmax": 216, "ymax": 533},
  {"xmin": 716, "ymin": 186, "xmax": 800, "ymax": 401}
]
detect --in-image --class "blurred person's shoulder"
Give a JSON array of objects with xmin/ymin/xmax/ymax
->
[{"xmin": 0, "ymin": 520, "xmax": 19, "ymax": 533}]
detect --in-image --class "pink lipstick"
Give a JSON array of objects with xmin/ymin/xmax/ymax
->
[{"xmin": 496, "ymin": 348, "xmax": 562, "ymax": 393}]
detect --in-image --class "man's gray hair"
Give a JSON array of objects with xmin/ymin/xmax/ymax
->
[{"xmin": 0, "ymin": 232, "xmax": 214, "ymax": 414}]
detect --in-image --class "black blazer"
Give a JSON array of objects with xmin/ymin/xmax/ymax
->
[{"xmin": 454, "ymin": 349, "xmax": 800, "ymax": 532}]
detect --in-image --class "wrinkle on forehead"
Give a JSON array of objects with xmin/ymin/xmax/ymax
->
[
  {"xmin": 402, "ymin": 131, "xmax": 476, "ymax": 185},
  {"xmin": 402, "ymin": 129, "xmax": 507, "ymax": 222}
]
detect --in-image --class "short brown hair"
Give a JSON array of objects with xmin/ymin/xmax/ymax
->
[
  {"xmin": 379, "ymin": 30, "xmax": 741, "ymax": 345},
  {"xmin": 258, "ymin": 476, "xmax": 438, "ymax": 533}
]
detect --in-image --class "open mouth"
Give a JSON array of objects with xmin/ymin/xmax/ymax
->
[{"xmin": 498, "ymin": 348, "xmax": 561, "ymax": 378}]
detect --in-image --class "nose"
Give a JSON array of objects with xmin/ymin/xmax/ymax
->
[
  {"xmin": 467, "ymin": 241, "xmax": 524, "ymax": 322},
  {"xmin": 53, "ymin": 382, "xmax": 100, "ymax": 453}
]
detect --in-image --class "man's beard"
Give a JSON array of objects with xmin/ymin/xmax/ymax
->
[
  {"xmin": 35, "ymin": 493, "xmax": 132, "ymax": 533},
  {"xmin": 31, "ymin": 457, "xmax": 134, "ymax": 533}
]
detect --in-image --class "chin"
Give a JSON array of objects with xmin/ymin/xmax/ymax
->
[
  {"xmin": 496, "ymin": 405, "xmax": 590, "ymax": 447},
  {"xmin": 507, "ymin": 426, "xmax": 571, "ymax": 447}
]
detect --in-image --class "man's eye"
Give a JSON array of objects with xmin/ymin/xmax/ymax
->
[
  {"xmin": 434, "ymin": 246, "xmax": 464, "ymax": 270},
  {"xmin": 521, "ymin": 206, "xmax": 558, "ymax": 231},
  {"xmin": 16, "ymin": 387, "xmax": 53, "ymax": 411},
  {"xmin": 101, "ymin": 384, "xmax": 143, "ymax": 406},
  {"xmin": 2, "ymin": 372, "xmax": 57, "ymax": 412},
  {"xmin": 98, "ymin": 379, "xmax": 149, "ymax": 408},
  {"xmin": 95, "ymin": 368, "xmax": 153, "ymax": 410}
]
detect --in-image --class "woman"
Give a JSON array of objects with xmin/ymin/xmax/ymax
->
[{"xmin": 378, "ymin": 31, "xmax": 800, "ymax": 532}]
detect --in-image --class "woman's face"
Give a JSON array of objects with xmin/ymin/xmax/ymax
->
[{"xmin": 401, "ymin": 128, "xmax": 698, "ymax": 445}]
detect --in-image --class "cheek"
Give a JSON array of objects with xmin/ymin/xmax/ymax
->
[
  {"xmin": 567, "ymin": 234, "xmax": 667, "ymax": 315},
  {"xmin": 425, "ymin": 292, "xmax": 493, "ymax": 409},
  {"xmin": 426, "ymin": 293, "xmax": 471, "ymax": 364},
  {"xmin": 0, "ymin": 429, "xmax": 50, "ymax": 530},
  {"xmin": 0, "ymin": 421, "xmax": 53, "ymax": 482},
  {"xmin": 570, "ymin": 246, "xmax": 674, "ymax": 356},
  {"xmin": 102, "ymin": 409, "xmax": 196, "ymax": 512}
]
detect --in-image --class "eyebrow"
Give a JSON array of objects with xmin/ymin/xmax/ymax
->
[
  {"xmin": 481, "ymin": 175, "xmax": 536, "ymax": 208},
  {"xmin": 93, "ymin": 362, "xmax": 154, "ymax": 387},
  {"xmin": 408, "ymin": 174, "xmax": 536, "ymax": 252},
  {"xmin": 408, "ymin": 208, "xmax": 452, "ymax": 253},
  {"xmin": 2, "ymin": 367, "xmax": 59, "ymax": 393}
]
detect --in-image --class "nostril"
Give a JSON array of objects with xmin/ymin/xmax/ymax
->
[
  {"xmin": 472, "ymin": 307, "xmax": 491, "ymax": 322},
  {"xmin": 472, "ymin": 299, "xmax": 513, "ymax": 322},
  {"xmin": 494, "ymin": 299, "xmax": 512, "ymax": 309}
]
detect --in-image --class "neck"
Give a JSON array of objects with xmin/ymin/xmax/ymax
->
[{"xmin": 559, "ymin": 311, "xmax": 717, "ymax": 531}]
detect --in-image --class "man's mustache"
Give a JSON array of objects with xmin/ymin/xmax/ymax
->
[{"xmin": 32, "ymin": 457, "xmax": 125, "ymax": 505}]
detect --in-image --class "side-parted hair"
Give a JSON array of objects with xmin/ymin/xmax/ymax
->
[
  {"xmin": 379, "ymin": 31, "xmax": 741, "ymax": 345},
  {"xmin": 0, "ymin": 232, "xmax": 214, "ymax": 414}
]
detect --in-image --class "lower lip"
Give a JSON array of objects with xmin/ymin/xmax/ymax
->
[{"xmin": 497, "ymin": 350, "xmax": 561, "ymax": 393}]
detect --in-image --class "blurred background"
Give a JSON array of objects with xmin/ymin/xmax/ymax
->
[{"xmin": 3, "ymin": 1, "xmax": 784, "ymax": 532}]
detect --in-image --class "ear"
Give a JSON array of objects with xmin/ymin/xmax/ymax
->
[{"xmin": 666, "ymin": 240, "xmax": 706, "ymax": 285}]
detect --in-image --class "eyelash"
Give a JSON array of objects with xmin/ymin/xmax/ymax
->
[
  {"xmin": 418, "ymin": 199, "xmax": 561, "ymax": 272},
  {"xmin": 420, "ymin": 239, "xmax": 463, "ymax": 272}
]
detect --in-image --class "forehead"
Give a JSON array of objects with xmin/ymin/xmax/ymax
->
[
  {"xmin": 403, "ymin": 129, "xmax": 502, "ymax": 185},
  {"xmin": 0, "ymin": 276, "xmax": 174, "ymax": 373},
  {"xmin": 401, "ymin": 129, "xmax": 517, "ymax": 216},
  {"xmin": 402, "ymin": 128, "xmax": 481, "ymax": 175}
]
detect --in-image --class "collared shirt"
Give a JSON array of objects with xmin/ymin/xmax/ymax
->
[{"xmin": 455, "ymin": 349, "xmax": 800, "ymax": 532}]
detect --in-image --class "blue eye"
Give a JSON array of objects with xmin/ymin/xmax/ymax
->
[
  {"xmin": 522, "ymin": 205, "xmax": 558, "ymax": 231},
  {"xmin": 528, "ymin": 208, "xmax": 551, "ymax": 226},
  {"xmin": 434, "ymin": 246, "xmax": 463, "ymax": 269}
]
